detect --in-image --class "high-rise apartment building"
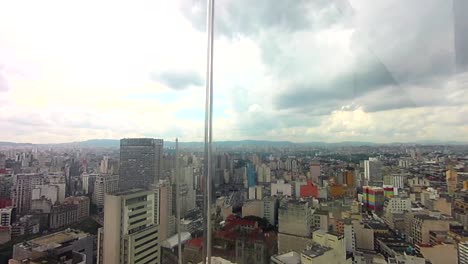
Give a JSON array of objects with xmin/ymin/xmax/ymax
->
[
  {"xmin": 81, "ymin": 173, "xmax": 97, "ymax": 195},
  {"xmin": 154, "ymin": 181, "xmax": 175, "ymax": 241},
  {"xmin": 12, "ymin": 173, "xmax": 44, "ymax": 214},
  {"xmin": 362, "ymin": 186, "xmax": 385, "ymax": 212},
  {"xmin": 93, "ymin": 174, "xmax": 119, "ymax": 209},
  {"xmin": 309, "ymin": 163, "xmax": 320, "ymax": 184},
  {"xmin": 119, "ymin": 138, "xmax": 163, "ymax": 191},
  {"xmin": 101, "ymin": 189, "xmax": 160, "ymax": 264}
]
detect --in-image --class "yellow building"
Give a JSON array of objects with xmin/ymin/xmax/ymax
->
[{"xmin": 446, "ymin": 169, "xmax": 458, "ymax": 193}]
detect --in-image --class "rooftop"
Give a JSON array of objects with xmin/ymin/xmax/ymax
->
[
  {"xmin": 161, "ymin": 232, "xmax": 191, "ymax": 249},
  {"xmin": 302, "ymin": 243, "xmax": 332, "ymax": 258},
  {"xmin": 271, "ymin": 251, "xmax": 301, "ymax": 264},
  {"xmin": 19, "ymin": 229, "xmax": 90, "ymax": 252},
  {"xmin": 112, "ymin": 188, "xmax": 148, "ymax": 196}
]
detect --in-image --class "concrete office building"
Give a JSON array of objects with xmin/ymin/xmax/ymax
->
[
  {"xmin": 93, "ymin": 174, "xmax": 119, "ymax": 208},
  {"xmin": 119, "ymin": 138, "xmax": 163, "ymax": 191},
  {"xmin": 154, "ymin": 180, "xmax": 175, "ymax": 241},
  {"xmin": 278, "ymin": 201, "xmax": 314, "ymax": 253},
  {"xmin": 385, "ymin": 197, "xmax": 412, "ymax": 214},
  {"xmin": 364, "ymin": 158, "xmax": 382, "ymax": 182},
  {"xmin": 101, "ymin": 189, "xmax": 160, "ymax": 264},
  {"xmin": 81, "ymin": 173, "xmax": 97, "ymax": 195}
]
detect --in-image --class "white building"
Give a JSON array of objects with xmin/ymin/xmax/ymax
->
[
  {"xmin": 257, "ymin": 164, "xmax": 271, "ymax": 183},
  {"xmin": 390, "ymin": 174, "xmax": 406, "ymax": 189},
  {"xmin": 81, "ymin": 173, "xmax": 97, "ymax": 195},
  {"xmin": 0, "ymin": 207, "xmax": 13, "ymax": 227},
  {"xmin": 364, "ymin": 158, "xmax": 382, "ymax": 182},
  {"xmin": 32, "ymin": 184, "xmax": 60, "ymax": 204},
  {"xmin": 343, "ymin": 221, "xmax": 355, "ymax": 253},
  {"xmin": 101, "ymin": 189, "xmax": 160, "ymax": 264},
  {"xmin": 385, "ymin": 197, "xmax": 412, "ymax": 214},
  {"xmin": 93, "ymin": 174, "xmax": 119, "ymax": 208},
  {"xmin": 408, "ymin": 177, "xmax": 430, "ymax": 188},
  {"xmin": 271, "ymin": 180, "xmax": 293, "ymax": 197}
]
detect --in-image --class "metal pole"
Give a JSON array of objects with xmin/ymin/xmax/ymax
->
[
  {"xmin": 176, "ymin": 138, "xmax": 182, "ymax": 264},
  {"xmin": 204, "ymin": 0, "xmax": 215, "ymax": 263}
]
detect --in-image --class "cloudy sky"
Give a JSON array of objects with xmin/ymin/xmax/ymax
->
[{"xmin": 0, "ymin": 0, "xmax": 467, "ymax": 143}]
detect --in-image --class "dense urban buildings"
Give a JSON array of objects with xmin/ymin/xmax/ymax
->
[{"xmin": 0, "ymin": 139, "xmax": 467, "ymax": 263}]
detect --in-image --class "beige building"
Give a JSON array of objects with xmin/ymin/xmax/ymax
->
[
  {"xmin": 411, "ymin": 215, "xmax": 454, "ymax": 245},
  {"xmin": 446, "ymin": 168, "xmax": 458, "ymax": 193},
  {"xmin": 101, "ymin": 189, "xmax": 160, "ymax": 264},
  {"xmin": 353, "ymin": 222, "xmax": 375, "ymax": 250},
  {"xmin": 93, "ymin": 174, "xmax": 119, "ymax": 208},
  {"xmin": 154, "ymin": 181, "xmax": 175, "ymax": 241},
  {"xmin": 64, "ymin": 196, "xmax": 90, "ymax": 220},
  {"xmin": 278, "ymin": 201, "xmax": 314, "ymax": 253},
  {"xmin": 10, "ymin": 229, "xmax": 93, "ymax": 264},
  {"xmin": 312, "ymin": 230, "xmax": 346, "ymax": 264},
  {"xmin": 301, "ymin": 244, "xmax": 335, "ymax": 264},
  {"xmin": 242, "ymin": 200, "xmax": 263, "ymax": 218},
  {"xmin": 241, "ymin": 197, "xmax": 278, "ymax": 225},
  {"xmin": 419, "ymin": 243, "xmax": 458, "ymax": 264}
]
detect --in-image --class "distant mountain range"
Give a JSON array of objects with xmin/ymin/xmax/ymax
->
[{"xmin": 1, "ymin": 139, "xmax": 467, "ymax": 148}]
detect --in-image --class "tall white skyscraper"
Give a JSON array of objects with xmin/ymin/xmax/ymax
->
[
  {"xmin": 364, "ymin": 158, "xmax": 382, "ymax": 182},
  {"xmin": 101, "ymin": 189, "xmax": 160, "ymax": 264}
]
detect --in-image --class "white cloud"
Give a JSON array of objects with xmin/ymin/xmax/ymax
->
[{"xmin": 0, "ymin": 0, "xmax": 466, "ymax": 143}]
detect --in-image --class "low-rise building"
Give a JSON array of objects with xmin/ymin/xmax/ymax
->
[
  {"xmin": 49, "ymin": 203, "xmax": 79, "ymax": 229},
  {"xmin": 411, "ymin": 215, "xmax": 455, "ymax": 245},
  {"xmin": 10, "ymin": 229, "xmax": 94, "ymax": 264},
  {"xmin": 64, "ymin": 196, "xmax": 90, "ymax": 220},
  {"xmin": 0, "ymin": 207, "xmax": 14, "ymax": 227}
]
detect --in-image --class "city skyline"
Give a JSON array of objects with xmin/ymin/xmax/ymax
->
[{"xmin": 1, "ymin": 0, "xmax": 467, "ymax": 144}]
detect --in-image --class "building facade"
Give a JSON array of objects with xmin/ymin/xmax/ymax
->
[
  {"xmin": 93, "ymin": 174, "xmax": 119, "ymax": 208},
  {"xmin": 102, "ymin": 189, "xmax": 160, "ymax": 264},
  {"xmin": 119, "ymin": 138, "xmax": 163, "ymax": 191}
]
